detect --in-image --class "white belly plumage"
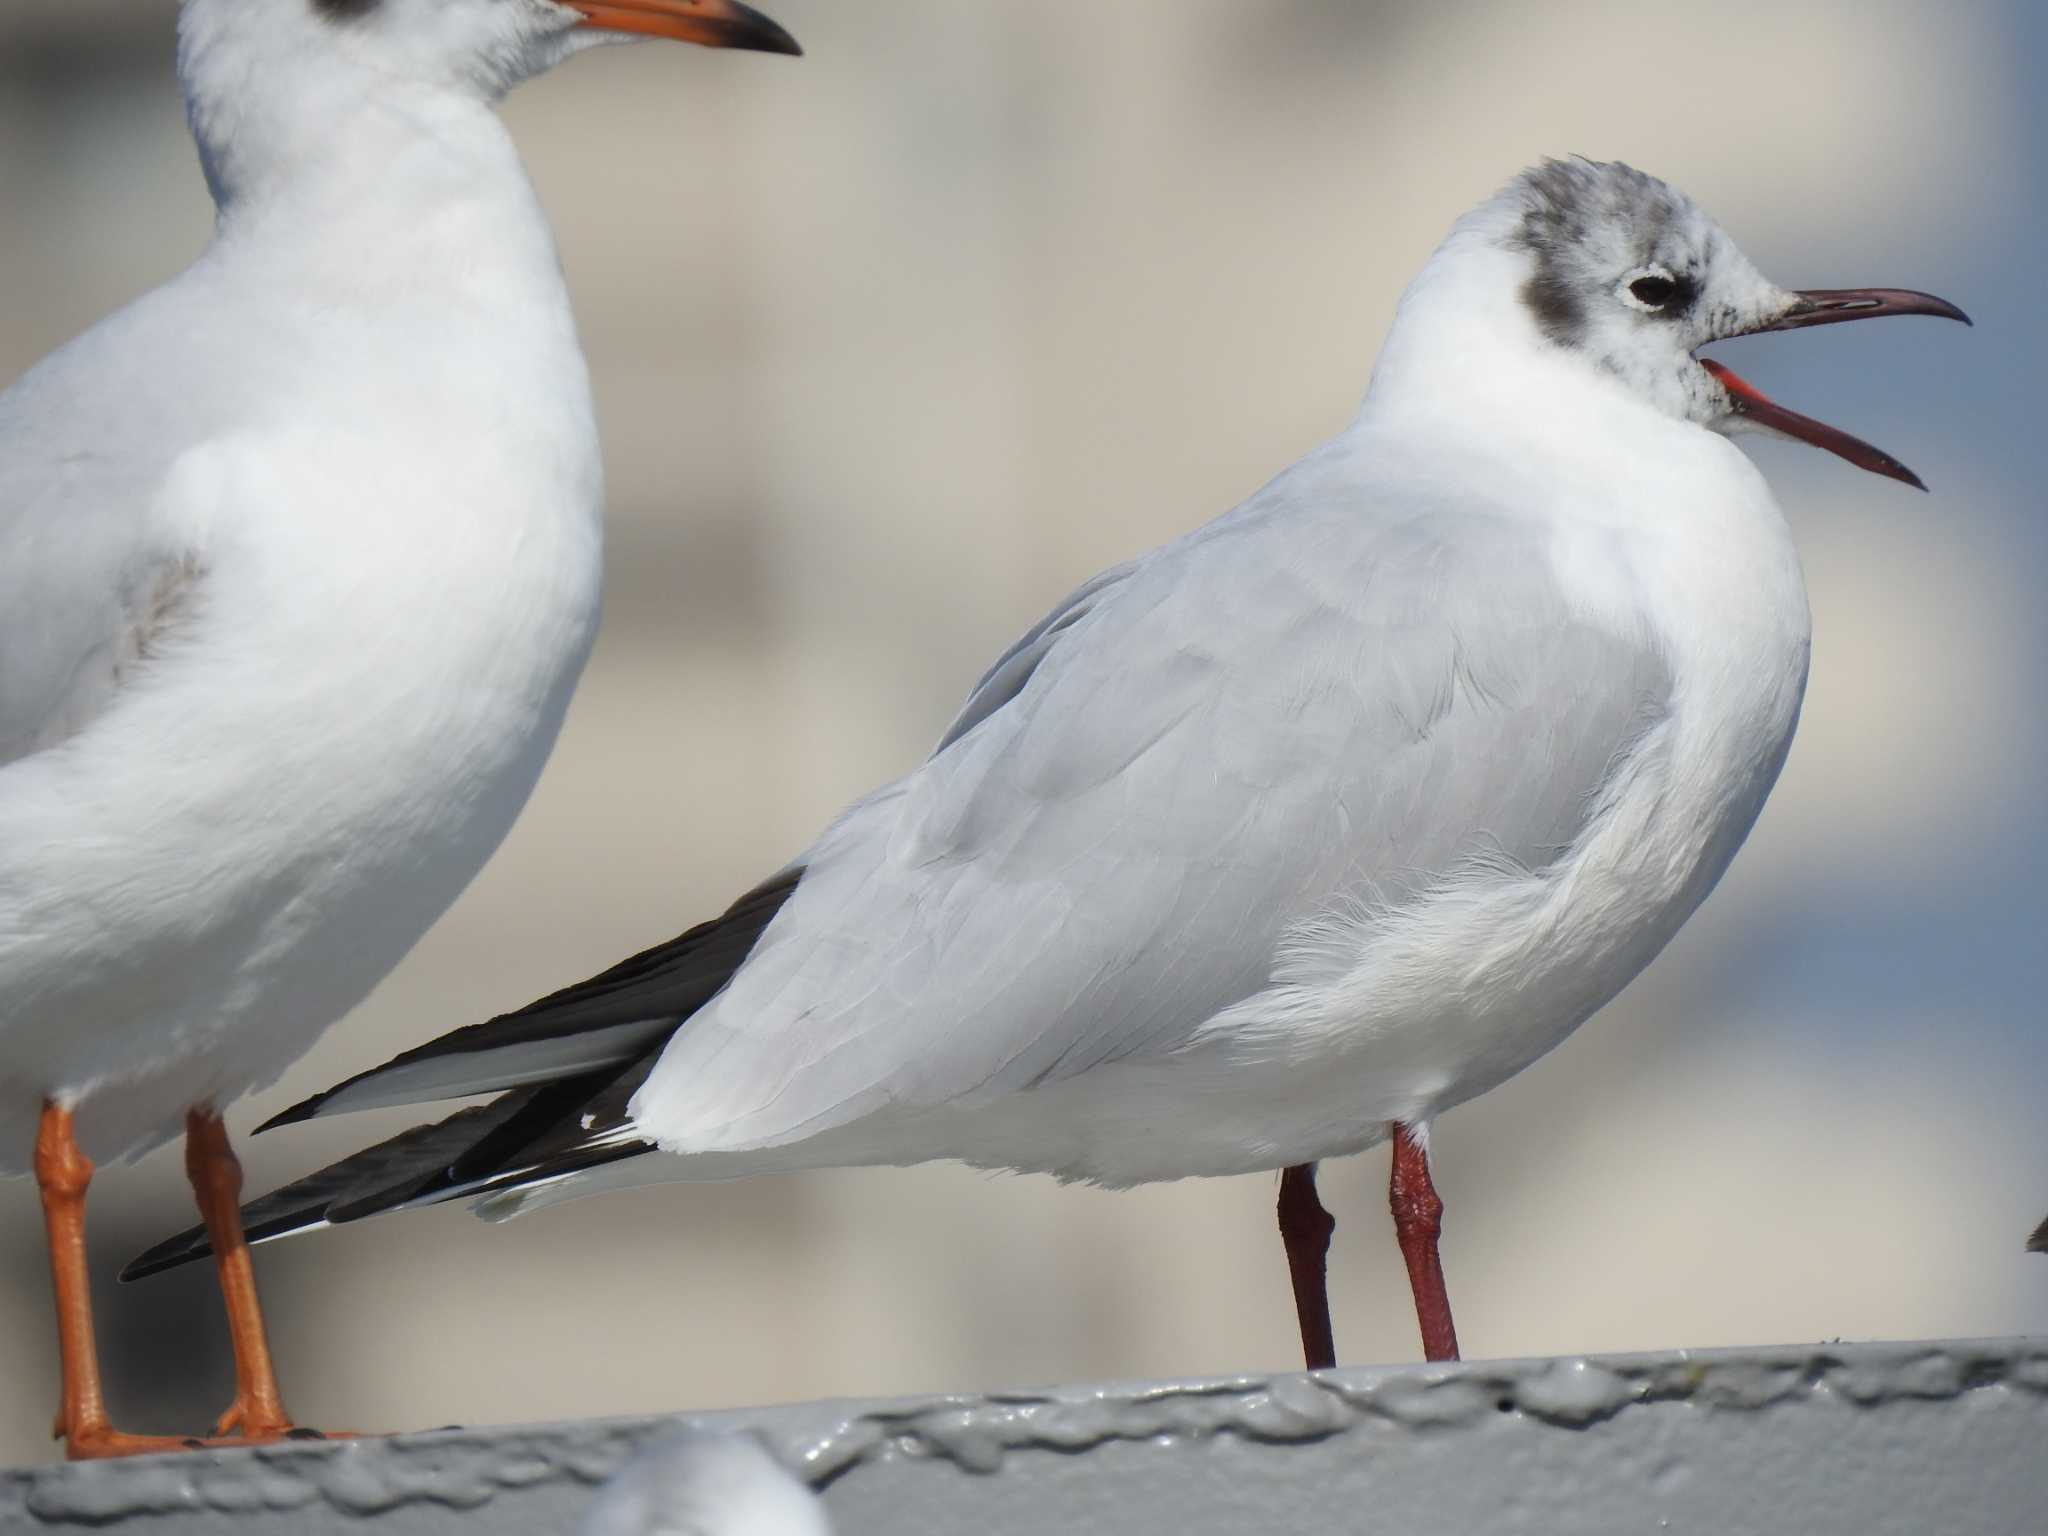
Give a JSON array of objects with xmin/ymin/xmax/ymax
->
[{"xmin": 0, "ymin": 426, "xmax": 602, "ymax": 1173}]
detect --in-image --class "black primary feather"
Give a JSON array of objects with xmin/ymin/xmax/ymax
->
[
  {"xmin": 258, "ymin": 867, "xmax": 802, "ymax": 1129},
  {"xmin": 123, "ymin": 1095, "xmax": 540, "ymax": 1280},
  {"xmin": 127, "ymin": 868, "xmax": 803, "ymax": 1279}
]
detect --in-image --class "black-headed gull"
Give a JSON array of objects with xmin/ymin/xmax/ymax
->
[
  {"xmin": 131, "ymin": 159, "xmax": 1966, "ymax": 1377},
  {"xmin": 2, "ymin": 0, "xmax": 796, "ymax": 1459}
]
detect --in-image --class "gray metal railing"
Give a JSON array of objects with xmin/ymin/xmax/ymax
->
[{"xmin": 6, "ymin": 1337, "xmax": 2045, "ymax": 1534}]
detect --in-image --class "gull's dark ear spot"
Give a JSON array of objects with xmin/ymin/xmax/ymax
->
[
  {"xmin": 1522, "ymin": 263, "xmax": 1586, "ymax": 348},
  {"xmin": 313, "ymin": 0, "xmax": 382, "ymax": 21}
]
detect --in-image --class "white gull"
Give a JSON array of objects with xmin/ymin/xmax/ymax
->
[{"xmin": 1, "ymin": 0, "xmax": 797, "ymax": 1458}]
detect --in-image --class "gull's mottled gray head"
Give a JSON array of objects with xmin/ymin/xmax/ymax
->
[
  {"xmin": 1498, "ymin": 157, "xmax": 1968, "ymax": 488},
  {"xmin": 1511, "ymin": 159, "xmax": 1772, "ymax": 358}
]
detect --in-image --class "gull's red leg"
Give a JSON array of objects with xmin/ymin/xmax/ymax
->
[
  {"xmin": 35, "ymin": 1102, "xmax": 195, "ymax": 1459},
  {"xmin": 184, "ymin": 1109, "xmax": 297, "ymax": 1440},
  {"xmin": 1277, "ymin": 1162, "xmax": 1337, "ymax": 1370},
  {"xmin": 1388, "ymin": 1122, "xmax": 1460, "ymax": 1362}
]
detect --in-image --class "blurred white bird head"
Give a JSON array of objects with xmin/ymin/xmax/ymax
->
[
  {"xmin": 1387, "ymin": 157, "xmax": 1968, "ymax": 488},
  {"xmin": 176, "ymin": 0, "xmax": 796, "ymax": 205},
  {"xmin": 580, "ymin": 1429, "xmax": 834, "ymax": 1536},
  {"xmin": 180, "ymin": 0, "xmax": 796, "ymax": 97}
]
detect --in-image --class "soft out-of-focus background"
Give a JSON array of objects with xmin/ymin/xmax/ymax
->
[{"xmin": 0, "ymin": 0, "xmax": 2040, "ymax": 1464}]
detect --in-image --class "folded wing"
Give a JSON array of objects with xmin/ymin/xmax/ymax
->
[{"xmin": 630, "ymin": 480, "xmax": 1670, "ymax": 1153}]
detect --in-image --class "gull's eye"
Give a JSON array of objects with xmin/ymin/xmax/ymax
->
[{"xmin": 1625, "ymin": 271, "xmax": 1681, "ymax": 311}]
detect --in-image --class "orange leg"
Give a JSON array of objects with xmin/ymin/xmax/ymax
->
[
  {"xmin": 184, "ymin": 1109, "xmax": 297, "ymax": 1441},
  {"xmin": 36, "ymin": 1102, "xmax": 199, "ymax": 1459}
]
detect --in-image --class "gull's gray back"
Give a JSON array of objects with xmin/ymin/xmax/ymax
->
[{"xmin": 634, "ymin": 443, "xmax": 1673, "ymax": 1152}]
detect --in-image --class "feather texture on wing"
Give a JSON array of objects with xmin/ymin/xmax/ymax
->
[{"xmin": 628, "ymin": 444, "xmax": 1672, "ymax": 1156}]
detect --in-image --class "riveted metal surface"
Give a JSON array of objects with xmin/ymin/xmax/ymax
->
[{"xmin": 5, "ymin": 1338, "xmax": 2045, "ymax": 1533}]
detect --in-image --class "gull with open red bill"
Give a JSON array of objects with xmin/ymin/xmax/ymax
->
[
  {"xmin": 134, "ymin": 158, "xmax": 1967, "ymax": 1390},
  {"xmin": 1698, "ymin": 289, "xmax": 1969, "ymax": 490},
  {"xmin": 0, "ymin": 0, "xmax": 795, "ymax": 1460}
]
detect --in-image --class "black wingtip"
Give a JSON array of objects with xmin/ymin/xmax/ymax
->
[
  {"xmin": 254, "ymin": 1091, "xmax": 330, "ymax": 1135},
  {"xmin": 2028, "ymin": 1215, "xmax": 2048, "ymax": 1255},
  {"xmin": 121, "ymin": 1224, "xmax": 216, "ymax": 1283},
  {"xmin": 717, "ymin": 1, "xmax": 802, "ymax": 56}
]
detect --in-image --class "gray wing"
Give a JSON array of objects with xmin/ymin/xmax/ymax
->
[{"xmin": 630, "ymin": 458, "xmax": 1671, "ymax": 1152}]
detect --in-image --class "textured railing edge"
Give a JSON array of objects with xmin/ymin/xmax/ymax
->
[{"xmin": 6, "ymin": 1335, "xmax": 2046, "ymax": 1526}]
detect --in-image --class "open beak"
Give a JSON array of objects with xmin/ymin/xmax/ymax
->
[
  {"xmin": 1757, "ymin": 289, "xmax": 1971, "ymax": 333},
  {"xmin": 1704, "ymin": 287, "xmax": 1969, "ymax": 491},
  {"xmin": 566, "ymin": 0, "xmax": 801, "ymax": 55}
]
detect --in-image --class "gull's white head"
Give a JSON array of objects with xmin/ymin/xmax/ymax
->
[
  {"xmin": 181, "ymin": 0, "xmax": 796, "ymax": 98},
  {"xmin": 1413, "ymin": 158, "xmax": 1969, "ymax": 488},
  {"xmin": 178, "ymin": 0, "xmax": 796, "ymax": 204}
]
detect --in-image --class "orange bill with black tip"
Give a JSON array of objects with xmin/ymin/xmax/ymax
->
[{"xmin": 567, "ymin": 0, "xmax": 800, "ymax": 55}]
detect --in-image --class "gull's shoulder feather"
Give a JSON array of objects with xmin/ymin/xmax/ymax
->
[{"xmin": 934, "ymin": 560, "xmax": 1142, "ymax": 755}]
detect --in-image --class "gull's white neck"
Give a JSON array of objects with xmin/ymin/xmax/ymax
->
[
  {"xmin": 1358, "ymin": 227, "xmax": 1627, "ymax": 443},
  {"xmin": 181, "ymin": 19, "xmax": 565, "ymax": 310},
  {"xmin": 1347, "ymin": 210, "xmax": 1810, "ymax": 747}
]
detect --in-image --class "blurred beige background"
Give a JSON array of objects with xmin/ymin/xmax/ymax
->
[{"xmin": 2, "ymin": 0, "xmax": 2043, "ymax": 1465}]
